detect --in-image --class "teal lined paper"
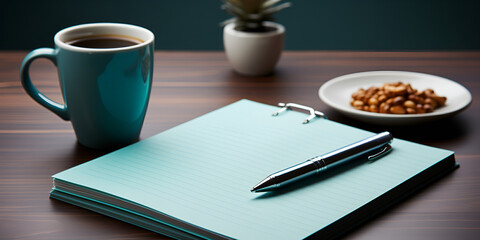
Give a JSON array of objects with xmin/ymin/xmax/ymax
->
[{"xmin": 52, "ymin": 99, "xmax": 454, "ymax": 239}]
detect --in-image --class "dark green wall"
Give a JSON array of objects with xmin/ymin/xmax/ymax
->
[{"xmin": 1, "ymin": 0, "xmax": 479, "ymax": 50}]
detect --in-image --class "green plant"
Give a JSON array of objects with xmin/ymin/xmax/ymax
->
[{"xmin": 221, "ymin": 0, "xmax": 291, "ymax": 32}]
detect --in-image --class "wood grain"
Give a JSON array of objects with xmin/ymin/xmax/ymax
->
[{"xmin": 1, "ymin": 51, "xmax": 479, "ymax": 239}]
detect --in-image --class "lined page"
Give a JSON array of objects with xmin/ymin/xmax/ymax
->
[{"xmin": 53, "ymin": 99, "xmax": 454, "ymax": 239}]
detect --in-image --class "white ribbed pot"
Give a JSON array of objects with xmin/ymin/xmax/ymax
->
[{"xmin": 223, "ymin": 22, "xmax": 285, "ymax": 76}]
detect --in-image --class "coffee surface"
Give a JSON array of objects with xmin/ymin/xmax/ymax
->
[{"xmin": 66, "ymin": 35, "xmax": 143, "ymax": 48}]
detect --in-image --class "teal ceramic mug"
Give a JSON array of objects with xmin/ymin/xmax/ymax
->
[{"xmin": 20, "ymin": 23, "xmax": 154, "ymax": 149}]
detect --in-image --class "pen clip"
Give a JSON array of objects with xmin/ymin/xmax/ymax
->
[{"xmin": 367, "ymin": 144, "xmax": 392, "ymax": 162}]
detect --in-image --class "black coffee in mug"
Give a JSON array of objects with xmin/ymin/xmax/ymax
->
[{"xmin": 66, "ymin": 34, "xmax": 144, "ymax": 48}]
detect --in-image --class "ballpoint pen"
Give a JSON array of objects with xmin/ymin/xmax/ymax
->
[{"xmin": 251, "ymin": 131, "xmax": 393, "ymax": 192}]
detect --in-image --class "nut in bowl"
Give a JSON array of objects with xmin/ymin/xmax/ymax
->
[
  {"xmin": 350, "ymin": 82, "xmax": 447, "ymax": 115},
  {"xmin": 319, "ymin": 71, "xmax": 472, "ymax": 125}
]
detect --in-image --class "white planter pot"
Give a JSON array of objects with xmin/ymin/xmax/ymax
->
[{"xmin": 223, "ymin": 22, "xmax": 285, "ymax": 76}]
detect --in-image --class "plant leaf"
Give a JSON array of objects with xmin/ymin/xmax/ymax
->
[
  {"xmin": 262, "ymin": 0, "xmax": 282, "ymax": 9},
  {"xmin": 222, "ymin": 2, "xmax": 248, "ymax": 18},
  {"xmin": 262, "ymin": 2, "xmax": 291, "ymax": 16}
]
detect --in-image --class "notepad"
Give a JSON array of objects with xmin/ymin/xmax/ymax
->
[{"xmin": 50, "ymin": 99, "xmax": 457, "ymax": 239}]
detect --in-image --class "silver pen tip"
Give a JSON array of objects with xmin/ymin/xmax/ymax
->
[{"xmin": 250, "ymin": 176, "xmax": 276, "ymax": 193}]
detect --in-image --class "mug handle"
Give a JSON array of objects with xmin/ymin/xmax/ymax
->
[{"xmin": 20, "ymin": 48, "xmax": 70, "ymax": 120}]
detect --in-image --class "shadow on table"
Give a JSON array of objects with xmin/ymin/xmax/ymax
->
[
  {"xmin": 327, "ymin": 110, "xmax": 469, "ymax": 147},
  {"xmin": 68, "ymin": 142, "xmax": 116, "ymax": 165}
]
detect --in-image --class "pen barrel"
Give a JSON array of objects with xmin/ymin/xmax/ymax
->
[
  {"xmin": 272, "ymin": 161, "xmax": 319, "ymax": 187},
  {"xmin": 319, "ymin": 131, "xmax": 393, "ymax": 167}
]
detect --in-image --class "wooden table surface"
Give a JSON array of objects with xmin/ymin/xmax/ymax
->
[{"xmin": 1, "ymin": 51, "xmax": 479, "ymax": 239}]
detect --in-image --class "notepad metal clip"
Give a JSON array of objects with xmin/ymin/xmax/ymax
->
[{"xmin": 272, "ymin": 103, "xmax": 327, "ymax": 124}]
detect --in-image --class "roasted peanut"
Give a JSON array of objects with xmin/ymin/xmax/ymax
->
[
  {"xmin": 350, "ymin": 82, "xmax": 447, "ymax": 115},
  {"xmin": 379, "ymin": 102, "xmax": 390, "ymax": 113},
  {"xmin": 384, "ymin": 90, "xmax": 394, "ymax": 98},
  {"xmin": 404, "ymin": 100, "xmax": 416, "ymax": 108},
  {"xmin": 378, "ymin": 95, "xmax": 387, "ymax": 103},
  {"xmin": 423, "ymin": 104, "xmax": 434, "ymax": 113},
  {"xmin": 424, "ymin": 98, "xmax": 437, "ymax": 108},
  {"xmin": 384, "ymin": 85, "xmax": 396, "ymax": 93},
  {"xmin": 392, "ymin": 96, "xmax": 405, "ymax": 105},
  {"xmin": 424, "ymin": 89, "xmax": 435, "ymax": 96},
  {"xmin": 430, "ymin": 95, "xmax": 447, "ymax": 106},
  {"xmin": 352, "ymin": 89, "xmax": 365, "ymax": 100},
  {"xmin": 389, "ymin": 105, "xmax": 406, "ymax": 114},
  {"xmin": 368, "ymin": 97, "xmax": 379, "ymax": 106},
  {"xmin": 416, "ymin": 104, "xmax": 426, "ymax": 114},
  {"xmin": 353, "ymin": 100, "xmax": 364, "ymax": 107},
  {"xmin": 406, "ymin": 84, "xmax": 415, "ymax": 94},
  {"xmin": 392, "ymin": 85, "xmax": 407, "ymax": 95},
  {"xmin": 406, "ymin": 107, "xmax": 416, "ymax": 114}
]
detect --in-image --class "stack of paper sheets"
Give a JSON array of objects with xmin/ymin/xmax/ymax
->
[{"xmin": 51, "ymin": 99, "xmax": 456, "ymax": 239}]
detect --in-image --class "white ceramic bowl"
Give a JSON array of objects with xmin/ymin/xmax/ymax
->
[{"xmin": 319, "ymin": 71, "xmax": 472, "ymax": 125}]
